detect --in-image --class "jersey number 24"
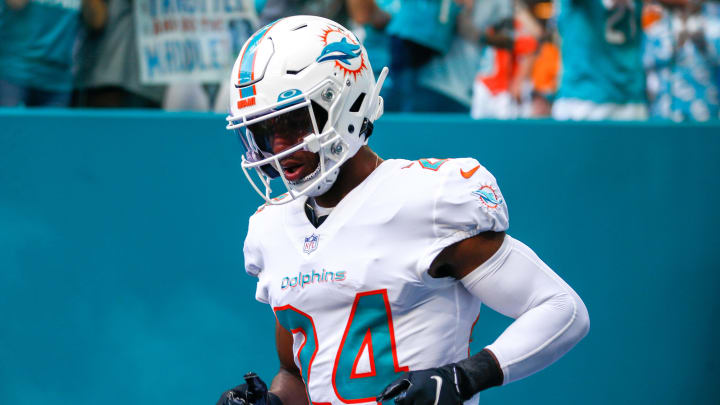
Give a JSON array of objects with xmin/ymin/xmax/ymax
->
[{"xmin": 275, "ymin": 289, "xmax": 409, "ymax": 404}]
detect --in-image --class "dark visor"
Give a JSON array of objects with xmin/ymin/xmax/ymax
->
[{"xmin": 247, "ymin": 106, "xmax": 315, "ymax": 155}]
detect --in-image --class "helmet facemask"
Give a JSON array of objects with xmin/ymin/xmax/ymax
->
[{"xmin": 227, "ymin": 79, "xmax": 353, "ymax": 203}]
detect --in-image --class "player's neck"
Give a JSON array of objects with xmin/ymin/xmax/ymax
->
[{"xmin": 314, "ymin": 146, "xmax": 382, "ymax": 208}]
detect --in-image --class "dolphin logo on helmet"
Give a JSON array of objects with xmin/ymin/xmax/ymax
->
[{"xmin": 316, "ymin": 38, "xmax": 362, "ymax": 65}]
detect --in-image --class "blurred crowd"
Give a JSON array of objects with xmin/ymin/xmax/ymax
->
[{"xmin": 1, "ymin": 0, "xmax": 719, "ymax": 121}]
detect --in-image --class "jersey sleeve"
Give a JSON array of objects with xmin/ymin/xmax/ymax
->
[
  {"xmin": 243, "ymin": 214, "xmax": 270, "ymax": 304},
  {"xmin": 417, "ymin": 158, "xmax": 510, "ymax": 283}
]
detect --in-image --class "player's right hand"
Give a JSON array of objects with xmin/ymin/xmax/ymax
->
[
  {"xmin": 376, "ymin": 367, "xmax": 464, "ymax": 405},
  {"xmin": 216, "ymin": 372, "xmax": 283, "ymax": 405}
]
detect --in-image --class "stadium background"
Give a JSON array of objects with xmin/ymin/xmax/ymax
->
[{"xmin": 1, "ymin": 109, "xmax": 718, "ymax": 404}]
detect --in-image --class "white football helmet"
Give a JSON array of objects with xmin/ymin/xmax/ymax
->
[{"xmin": 226, "ymin": 15, "xmax": 388, "ymax": 204}]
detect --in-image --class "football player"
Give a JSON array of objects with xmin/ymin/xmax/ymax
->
[{"xmin": 220, "ymin": 15, "xmax": 589, "ymax": 405}]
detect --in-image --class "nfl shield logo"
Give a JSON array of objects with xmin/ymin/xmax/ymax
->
[{"xmin": 303, "ymin": 234, "xmax": 319, "ymax": 254}]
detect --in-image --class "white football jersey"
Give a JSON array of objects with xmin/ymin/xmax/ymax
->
[{"xmin": 244, "ymin": 158, "xmax": 509, "ymax": 405}]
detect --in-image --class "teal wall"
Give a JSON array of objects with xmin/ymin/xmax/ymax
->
[{"xmin": 1, "ymin": 110, "xmax": 718, "ymax": 404}]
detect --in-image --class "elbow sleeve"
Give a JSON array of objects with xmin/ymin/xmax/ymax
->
[{"xmin": 461, "ymin": 235, "xmax": 590, "ymax": 384}]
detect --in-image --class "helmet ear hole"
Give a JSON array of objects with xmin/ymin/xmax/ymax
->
[
  {"xmin": 311, "ymin": 100, "xmax": 329, "ymax": 132},
  {"xmin": 349, "ymin": 92, "xmax": 366, "ymax": 113}
]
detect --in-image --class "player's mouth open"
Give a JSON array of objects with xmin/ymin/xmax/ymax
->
[
  {"xmin": 281, "ymin": 157, "xmax": 308, "ymax": 182},
  {"xmin": 282, "ymin": 163, "xmax": 303, "ymax": 180},
  {"xmin": 280, "ymin": 151, "xmax": 320, "ymax": 182}
]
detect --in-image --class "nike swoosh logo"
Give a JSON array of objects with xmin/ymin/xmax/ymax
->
[
  {"xmin": 460, "ymin": 165, "xmax": 480, "ymax": 179},
  {"xmin": 431, "ymin": 376, "xmax": 443, "ymax": 405}
]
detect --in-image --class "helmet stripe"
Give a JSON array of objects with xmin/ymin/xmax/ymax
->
[
  {"xmin": 240, "ymin": 86, "xmax": 255, "ymax": 98},
  {"xmin": 237, "ymin": 20, "xmax": 279, "ymax": 95}
]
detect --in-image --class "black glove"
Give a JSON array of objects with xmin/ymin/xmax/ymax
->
[
  {"xmin": 216, "ymin": 372, "xmax": 283, "ymax": 405},
  {"xmin": 376, "ymin": 350, "xmax": 503, "ymax": 405},
  {"xmin": 376, "ymin": 367, "xmax": 463, "ymax": 405}
]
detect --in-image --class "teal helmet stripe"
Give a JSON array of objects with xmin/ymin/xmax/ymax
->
[
  {"xmin": 240, "ymin": 85, "xmax": 255, "ymax": 98},
  {"xmin": 238, "ymin": 21, "xmax": 278, "ymax": 90}
]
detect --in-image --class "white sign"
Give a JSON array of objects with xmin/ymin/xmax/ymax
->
[{"xmin": 135, "ymin": 0, "xmax": 258, "ymax": 84}]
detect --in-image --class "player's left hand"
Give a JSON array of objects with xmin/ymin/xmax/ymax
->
[
  {"xmin": 216, "ymin": 372, "xmax": 283, "ymax": 405},
  {"xmin": 376, "ymin": 367, "xmax": 464, "ymax": 405}
]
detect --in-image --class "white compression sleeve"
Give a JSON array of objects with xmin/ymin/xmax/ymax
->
[{"xmin": 460, "ymin": 235, "xmax": 590, "ymax": 384}]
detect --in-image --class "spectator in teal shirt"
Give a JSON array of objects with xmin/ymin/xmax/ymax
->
[
  {"xmin": 376, "ymin": 0, "xmax": 463, "ymax": 111},
  {"xmin": 553, "ymin": 0, "xmax": 648, "ymax": 120},
  {"xmin": 0, "ymin": 0, "xmax": 104, "ymax": 107},
  {"xmin": 347, "ymin": 0, "xmax": 397, "ymax": 108}
]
